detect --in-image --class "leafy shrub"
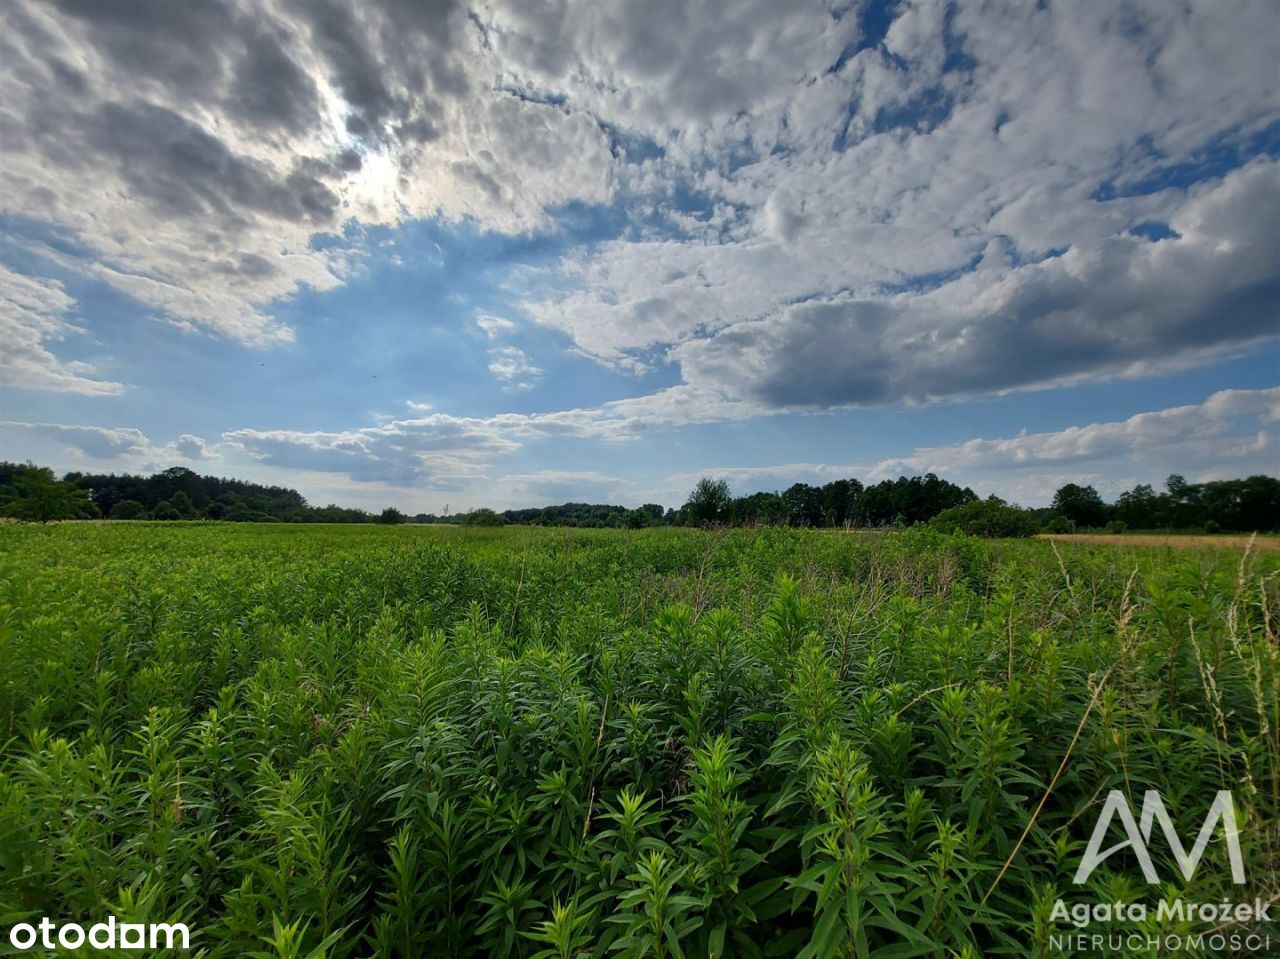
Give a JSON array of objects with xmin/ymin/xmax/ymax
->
[
  {"xmin": 929, "ymin": 497, "xmax": 1038, "ymax": 537},
  {"xmin": 1043, "ymin": 515, "xmax": 1071, "ymax": 534},
  {"xmin": 461, "ymin": 507, "xmax": 506, "ymax": 526}
]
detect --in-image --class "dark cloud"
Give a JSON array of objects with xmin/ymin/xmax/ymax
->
[
  {"xmin": 48, "ymin": 0, "xmax": 237, "ymax": 104},
  {"xmin": 212, "ymin": 253, "xmax": 280, "ymax": 281},
  {"xmin": 89, "ymin": 100, "xmax": 338, "ymax": 224},
  {"xmin": 227, "ymin": 20, "xmax": 321, "ymax": 133},
  {"xmin": 676, "ymin": 162, "xmax": 1280, "ymax": 408},
  {"xmin": 291, "ymin": 0, "xmax": 465, "ymax": 143}
]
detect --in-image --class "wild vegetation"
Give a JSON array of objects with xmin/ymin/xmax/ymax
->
[{"xmin": 0, "ymin": 523, "xmax": 1275, "ymax": 956}]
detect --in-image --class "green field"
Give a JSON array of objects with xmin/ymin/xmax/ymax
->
[{"xmin": 0, "ymin": 524, "xmax": 1276, "ymax": 957}]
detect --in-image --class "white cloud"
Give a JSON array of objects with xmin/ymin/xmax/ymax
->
[
  {"xmin": 0, "ymin": 421, "xmax": 222, "ymax": 469},
  {"xmin": 661, "ymin": 387, "xmax": 1280, "ymax": 506},
  {"xmin": 0, "ymin": 266, "xmax": 124, "ymax": 395},
  {"xmin": 171, "ymin": 434, "xmax": 218, "ymax": 461},
  {"xmin": 507, "ymin": 1, "xmax": 1279, "ymax": 405},
  {"xmin": 671, "ymin": 162, "xmax": 1279, "ymax": 408},
  {"xmin": 475, "ymin": 312, "xmax": 518, "ymax": 339},
  {"xmin": 0, "ymin": 422, "xmax": 150, "ymax": 459},
  {"xmin": 0, "ymin": 0, "xmax": 1275, "ymax": 444},
  {"xmin": 487, "ymin": 345, "xmax": 542, "ymax": 390},
  {"xmin": 0, "ymin": 0, "xmax": 616, "ymax": 346},
  {"xmin": 871, "ymin": 387, "xmax": 1280, "ymax": 480}
]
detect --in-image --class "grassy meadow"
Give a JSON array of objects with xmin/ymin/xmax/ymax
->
[{"xmin": 0, "ymin": 523, "xmax": 1276, "ymax": 957}]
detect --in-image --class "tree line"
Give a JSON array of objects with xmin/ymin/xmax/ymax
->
[
  {"xmin": 0, "ymin": 464, "xmax": 386, "ymax": 524},
  {"xmin": 1, "ymin": 461, "xmax": 1276, "ymax": 534},
  {"xmin": 681, "ymin": 473, "xmax": 1280, "ymax": 535}
]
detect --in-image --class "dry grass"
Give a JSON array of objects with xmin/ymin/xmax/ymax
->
[{"xmin": 1040, "ymin": 532, "xmax": 1280, "ymax": 551}]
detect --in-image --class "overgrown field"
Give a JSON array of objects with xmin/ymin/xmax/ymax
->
[{"xmin": 0, "ymin": 524, "xmax": 1276, "ymax": 957}]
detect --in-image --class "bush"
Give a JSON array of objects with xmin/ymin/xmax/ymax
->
[
  {"xmin": 461, "ymin": 507, "xmax": 505, "ymax": 526},
  {"xmin": 1104, "ymin": 520, "xmax": 1128, "ymax": 534},
  {"xmin": 152, "ymin": 502, "xmax": 181, "ymax": 521},
  {"xmin": 930, "ymin": 497, "xmax": 1038, "ymax": 537},
  {"xmin": 110, "ymin": 500, "xmax": 147, "ymax": 520},
  {"xmin": 1043, "ymin": 515, "xmax": 1072, "ymax": 534}
]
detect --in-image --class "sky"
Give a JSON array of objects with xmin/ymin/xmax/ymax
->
[{"xmin": 0, "ymin": 0, "xmax": 1277, "ymax": 512}]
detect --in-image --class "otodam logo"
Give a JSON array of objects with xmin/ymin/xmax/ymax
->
[{"xmin": 1074, "ymin": 789, "xmax": 1245, "ymax": 885}]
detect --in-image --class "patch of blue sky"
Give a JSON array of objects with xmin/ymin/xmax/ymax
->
[
  {"xmin": 876, "ymin": 248, "xmax": 984, "ymax": 295},
  {"xmin": 939, "ymin": 2, "xmax": 978, "ymax": 74},
  {"xmin": 596, "ymin": 122, "xmax": 665, "ymax": 164},
  {"xmin": 1094, "ymin": 119, "xmax": 1280, "ymax": 200},
  {"xmin": 1128, "ymin": 221, "xmax": 1180, "ymax": 242},
  {"xmin": 826, "ymin": 0, "xmax": 900, "ymax": 76},
  {"xmin": 0, "ymin": 214, "xmax": 96, "ymax": 264},
  {"xmin": 1, "ymin": 201, "xmax": 656, "ymax": 439},
  {"xmin": 872, "ymin": 85, "xmax": 955, "ymax": 135}
]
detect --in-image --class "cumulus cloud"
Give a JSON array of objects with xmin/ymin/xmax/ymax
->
[
  {"xmin": 0, "ymin": 420, "xmax": 222, "ymax": 466},
  {"xmin": 510, "ymin": 1, "xmax": 1280, "ymax": 405},
  {"xmin": 0, "ymin": 0, "xmax": 615, "ymax": 348},
  {"xmin": 1, "ymin": 0, "xmax": 1276, "ymax": 430},
  {"xmin": 172, "ymin": 434, "xmax": 218, "ymax": 461},
  {"xmin": 0, "ymin": 266, "xmax": 123, "ymax": 395},
  {"xmin": 0, "ymin": 422, "xmax": 151, "ymax": 459},
  {"xmin": 872, "ymin": 387, "xmax": 1280, "ymax": 481},
  {"xmin": 673, "ymin": 162, "xmax": 1280, "ymax": 407}
]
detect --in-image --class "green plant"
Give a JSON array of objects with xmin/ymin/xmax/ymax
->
[{"xmin": 0, "ymin": 522, "xmax": 1272, "ymax": 956}]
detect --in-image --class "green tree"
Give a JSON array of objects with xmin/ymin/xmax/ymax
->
[
  {"xmin": 730, "ymin": 491, "xmax": 785, "ymax": 526},
  {"xmin": 821, "ymin": 478, "xmax": 862, "ymax": 527},
  {"xmin": 153, "ymin": 502, "xmax": 181, "ymax": 520},
  {"xmin": 110, "ymin": 500, "xmax": 147, "ymax": 520},
  {"xmin": 378, "ymin": 507, "xmax": 406, "ymax": 524},
  {"xmin": 1051, "ymin": 483, "xmax": 1109, "ymax": 528},
  {"xmin": 163, "ymin": 490, "xmax": 198, "ymax": 518},
  {"xmin": 1115, "ymin": 483, "xmax": 1160, "ymax": 529},
  {"xmin": 782, "ymin": 482, "xmax": 824, "ymax": 527},
  {"xmin": 684, "ymin": 477, "xmax": 731, "ymax": 527},
  {"xmin": 4, "ymin": 465, "xmax": 95, "ymax": 523}
]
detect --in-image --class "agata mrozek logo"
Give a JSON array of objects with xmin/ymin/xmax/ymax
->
[{"xmin": 1048, "ymin": 789, "xmax": 1272, "ymax": 954}]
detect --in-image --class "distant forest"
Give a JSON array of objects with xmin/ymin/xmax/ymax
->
[{"xmin": 1, "ymin": 462, "xmax": 1278, "ymax": 535}]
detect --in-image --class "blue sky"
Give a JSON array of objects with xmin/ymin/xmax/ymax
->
[{"xmin": 1, "ymin": 0, "xmax": 1277, "ymax": 511}]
